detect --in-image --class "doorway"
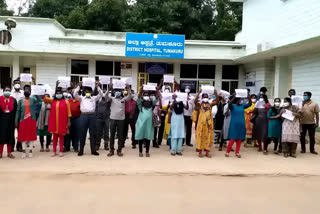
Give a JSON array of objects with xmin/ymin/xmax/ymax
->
[
  {"xmin": 148, "ymin": 73, "xmax": 163, "ymax": 85},
  {"xmin": 0, "ymin": 67, "xmax": 11, "ymax": 90}
]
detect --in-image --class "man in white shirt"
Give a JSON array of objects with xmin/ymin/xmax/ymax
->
[
  {"xmin": 11, "ymin": 79, "xmax": 24, "ymax": 152},
  {"xmin": 74, "ymin": 82, "xmax": 103, "ymax": 156},
  {"xmin": 183, "ymin": 86, "xmax": 194, "ymax": 147}
]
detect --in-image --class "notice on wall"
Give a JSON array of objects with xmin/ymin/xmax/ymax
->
[
  {"xmin": 99, "ymin": 76, "xmax": 111, "ymax": 85},
  {"xmin": 82, "ymin": 78, "xmax": 96, "ymax": 90},
  {"xmin": 146, "ymin": 63, "xmax": 167, "ymax": 74},
  {"xmin": 163, "ymin": 75, "xmax": 174, "ymax": 83},
  {"xmin": 58, "ymin": 76, "xmax": 71, "ymax": 88},
  {"xmin": 20, "ymin": 73, "xmax": 32, "ymax": 82},
  {"xmin": 121, "ymin": 77, "xmax": 133, "ymax": 86},
  {"xmin": 235, "ymin": 89, "xmax": 248, "ymax": 98},
  {"xmin": 121, "ymin": 63, "xmax": 133, "ymax": 76}
]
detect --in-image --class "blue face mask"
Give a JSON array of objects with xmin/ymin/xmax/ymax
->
[
  {"xmin": 115, "ymin": 91, "xmax": 121, "ymax": 97},
  {"xmin": 212, "ymin": 95, "xmax": 216, "ymax": 99},
  {"xmin": 303, "ymin": 96, "xmax": 309, "ymax": 101},
  {"xmin": 56, "ymin": 94, "xmax": 63, "ymax": 99}
]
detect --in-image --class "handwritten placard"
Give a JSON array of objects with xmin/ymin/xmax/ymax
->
[
  {"xmin": 175, "ymin": 92, "xmax": 188, "ymax": 105},
  {"xmin": 31, "ymin": 85, "xmax": 46, "ymax": 96},
  {"xmin": 161, "ymin": 92, "xmax": 172, "ymax": 106},
  {"xmin": 143, "ymin": 84, "xmax": 156, "ymax": 91},
  {"xmin": 82, "ymin": 78, "xmax": 96, "ymax": 90},
  {"xmin": 220, "ymin": 90, "xmax": 230, "ymax": 98},
  {"xmin": 282, "ymin": 109, "xmax": 295, "ymax": 121},
  {"xmin": 163, "ymin": 75, "xmax": 174, "ymax": 83},
  {"xmin": 235, "ymin": 89, "xmax": 248, "ymax": 98},
  {"xmin": 292, "ymin": 96, "xmax": 303, "ymax": 107},
  {"xmin": 147, "ymin": 82, "xmax": 158, "ymax": 87},
  {"xmin": 99, "ymin": 76, "xmax": 111, "ymax": 85},
  {"xmin": 201, "ymin": 85, "xmax": 215, "ymax": 94},
  {"xmin": 113, "ymin": 79, "xmax": 126, "ymax": 89},
  {"xmin": 121, "ymin": 77, "xmax": 133, "ymax": 85},
  {"xmin": 20, "ymin": 73, "xmax": 32, "ymax": 82},
  {"xmin": 58, "ymin": 76, "xmax": 71, "ymax": 88}
]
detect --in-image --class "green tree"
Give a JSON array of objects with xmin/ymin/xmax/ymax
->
[{"xmin": 0, "ymin": 0, "xmax": 14, "ymax": 16}]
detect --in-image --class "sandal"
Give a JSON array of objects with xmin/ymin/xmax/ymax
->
[
  {"xmin": 146, "ymin": 153, "xmax": 150, "ymax": 157},
  {"xmin": 236, "ymin": 154, "xmax": 242, "ymax": 158},
  {"xmin": 171, "ymin": 153, "xmax": 176, "ymax": 156},
  {"xmin": 225, "ymin": 153, "xmax": 229, "ymax": 157},
  {"xmin": 198, "ymin": 153, "xmax": 203, "ymax": 158},
  {"xmin": 218, "ymin": 147, "xmax": 222, "ymax": 151},
  {"xmin": 7, "ymin": 153, "xmax": 15, "ymax": 159},
  {"xmin": 45, "ymin": 148, "xmax": 50, "ymax": 152},
  {"xmin": 206, "ymin": 153, "xmax": 212, "ymax": 158},
  {"xmin": 40, "ymin": 148, "xmax": 44, "ymax": 152},
  {"xmin": 139, "ymin": 153, "xmax": 143, "ymax": 157},
  {"xmin": 51, "ymin": 153, "xmax": 57, "ymax": 157},
  {"xmin": 59, "ymin": 152, "xmax": 64, "ymax": 157}
]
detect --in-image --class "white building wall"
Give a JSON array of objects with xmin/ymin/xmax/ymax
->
[
  {"xmin": 291, "ymin": 51, "xmax": 320, "ymax": 105},
  {"xmin": 237, "ymin": 0, "xmax": 320, "ymax": 55}
]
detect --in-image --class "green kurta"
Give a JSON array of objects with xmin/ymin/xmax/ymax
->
[
  {"xmin": 267, "ymin": 108, "xmax": 282, "ymax": 138},
  {"xmin": 135, "ymin": 98, "xmax": 157, "ymax": 140}
]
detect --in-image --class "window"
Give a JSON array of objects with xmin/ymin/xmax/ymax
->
[
  {"xmin": 222, "ymin": 65, "xmax": 239, "ymax": 79},
  {"xmin": 180, "ymin": 64, "xmax": 197, "ymax": 78},
  {"xmin": 167, "ymin": 64, "xmax": 174, "ymax": 74},
  {"xmin": 114, "ymin": 62, "xmax": 121, "ymax": 76},
  {"xmin": 198, "ymin": 65, "xmax": 215, "ymax": 79},
  {"xmin": 71, "ymin": 60, "xmax": 89, "ymax": 84},
  {"xmin": 222, "ymin": 81, "xmax": 238, "ymax": 94},
  {"xmin": 96, "ymin": 61, "xmax": 113, "ymax": 76}
]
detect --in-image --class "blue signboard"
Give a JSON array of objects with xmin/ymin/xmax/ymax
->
[
  {"xmin": 125, "ymin": 33, "xmax": 185, "ymax": 59},
  {"xmin": 146, "ymin": 63, "xmax": 167, "ymax": 74}
]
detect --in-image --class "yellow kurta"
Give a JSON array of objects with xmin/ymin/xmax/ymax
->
[
  {"xmin": 244, "ymin": 103, "xmax": 255, "ymax": 138},
  {"xmin": 196, "ymin": 103, "xmax": 214, "ymax": 151}
]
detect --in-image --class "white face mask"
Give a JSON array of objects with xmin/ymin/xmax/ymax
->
[
  {"xmin": 251, "ymin": 99, "xmax": 256, "ymax": 103},
  {"xmin": 14, "ymin": 84, "xmax": 20, "ymax": 89},
  {"xmin": 274, "ymin": 102, "xmax": 280, "ymax": 107},
  {"xmin": 259, "ymin": 98, "xmax": 264, "ymax": 102},
  {"xmin": 143, "ymin": 96, "xmax": 150, "ymax": 101},
  {"xmin": 202, "ymin": 98, "xmax": 209, "ymax": 103},
  {"xmin": 283, "ymin": 102, "xmax": 290, "ymax": 107},
  {"xmin": 176, "ymin": 98, "xmax": 182, "ymax": 102},
  {"xmin": 185, "ymin": 89, "xmax": 190, "ymax": 93},
  {"xmin": 63, "ymin": 92, "xmax": 68, "ymax": 98},
  {"xmin": 164, "ymin": 89, "xmax": 170, "ymax": 93}
]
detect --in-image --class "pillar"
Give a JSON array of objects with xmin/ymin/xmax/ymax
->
[
  {"xmin": 12, "ymin": 56, "xmax": 20, "ymax": 81},
  {"xmin": 215, "ymin": 64, "xmax": 222, "ymax": 91},
  {"xmin": 88, "ymin": 58, "xmax": 95, "ymax": 78},
  {"xmin": 274, "ymin": 57, "xmax": 289, "ymax": 98}
]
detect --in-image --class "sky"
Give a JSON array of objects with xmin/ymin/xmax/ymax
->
[{"xmin": 6, "ymin": 0, "xmax": 33, "ymax": 15}]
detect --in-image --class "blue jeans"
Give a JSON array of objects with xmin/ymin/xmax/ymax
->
[
  {"xmin": 71, "ymin": 116, "xmax": 80, "ymax": 150},
  {"xmin": 171, "ymin": 138, "xmax": 183, "ymax": 153},
  {"xmin": 79, "ymin": 114, "xmax": 96, "ymax": 153}
]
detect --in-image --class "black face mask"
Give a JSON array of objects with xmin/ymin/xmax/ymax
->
[
  {"xmin": 142, "ymin": 100, "xmax": 153, "ymax": 109},
  {"xmin": 24, "ymin": 91, "xmax": 31, "ymax": 97}
]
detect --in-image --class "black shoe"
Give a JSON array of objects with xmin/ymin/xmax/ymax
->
[
  {"xmin": 73, "ymin": 148, "xmax": 79, "ymax": 153},
  {"xmin": 63, "ymin": 148, "xmax": 70, "ymax": 153},
  {"xmin": 95, "ymin": 145, "xmax": 100, "ymax": 151},
  {"xmin": 104, "ymin": 144, "xmax": 109, "ymax": 151},
  {"xmin": 107, "ymin": 151, "xmax": 114, "ymax": 157},
  {"xmin": 117, "ymin": 151, "xmax": 123, "ymax": 157},
  {"xmin": 311, "ymin": 151, "xmax": 318, "ymax": 155},
  {"xmin": 153, "ymin": 144, "xmax": 159, "ymax": 148},
  {"xmin": 301, "ymin": 150, "xmax": 306, "ymax": 154},
  {"xmin": 132, "ymin": 145, "xmax": 136, "ymax": 149},
  {"xmin": 78, "ymin": 151, "xmax": 84, "ymax": 156},
  {"xmin": 91, "ymin": 151, "xmax": 99, "ymax": 156},
  {"xmin": 186, "ymin": 144, "xmax": 193, "ymax": 147}
]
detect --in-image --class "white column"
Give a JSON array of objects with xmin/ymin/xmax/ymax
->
[
  {"xmin": 12, "ymin": 56, "xmax": 20, "ymax": 81},
  {"xmin": 88, "ymin": 58, "xmax": 95, "ymax": 78},
  {"xmin": 66, "ymin": 58, "xmax": 72, "ymax": 76},
  {"xmin": 238, "ymin": 65, "xmax": 246, "ymax": 89},
  {"xmin": 215, "ymin": 64, "xmax": 222, "ymax": 91},
  {"xmin": 274, "ymin": 57, "xmax": 289, "ymax": 98}
]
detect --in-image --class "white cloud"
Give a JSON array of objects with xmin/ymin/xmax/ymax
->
[{"xmin": 6, "ymin": 0, "xmax": 34, "ymax": 15}]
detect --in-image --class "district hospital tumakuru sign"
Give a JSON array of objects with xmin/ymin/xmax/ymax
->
[{"xmin": 125, "ymin": 33, "xmax": 185, "ymax": 59}]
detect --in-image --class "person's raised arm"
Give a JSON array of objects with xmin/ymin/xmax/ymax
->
[
  {"xmin": 184, "ymin": 97, "xmax": 189, "ymax": 110},
  {"xmin": 170, "ymin": 94, "xmax": 177, "ymax": 111},
  {"xmin": 74, "ymin": 82, "xmax": 82, "ymax": 102},
  {"xmin": 228, "ymin": 94, "xmax": 236, "ymax": 111},
  {"xmin": 124, "ymin": 85, "xmax": 132, "ymax": 101},
  {"xmin": 94, "ymin": 82, "xmax": 103, "ymax": 102},
  {"xmin": 210, "ymin": 90, "xmax": 219, "ymax": 107},
  {"xmin": 42, "ymin": 95, "xmax": 54, "ymax": 104},
  {"xmin": 195, "ymin": 90, "xmax": 201, "ymax": 105}
]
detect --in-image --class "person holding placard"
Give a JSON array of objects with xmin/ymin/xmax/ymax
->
[
  {"xmin": 124, "ymin": 89, "xmax": 138, "ymax": 149},
  {"xmin": 106, "ymin": 84, "xmax": 131, "ymax": 157},
  {"xmin": 183, "ymin": 86, "xmax": 194, "ymax": 147},
  {"xmin": 168, "ymin": 94, "xmax": 189, "ymax": 156},
  {"xmin": 74, "ymin": 82, "xmax": 103, "ymax": 156},
  {"xmin": 43, "ymin": 88, "xmax": 72, "ymax": 157},
  {"xmin": 280, "ymin": 97, "xmax": 301, "ymax": 158},
  {"xmin": 215, "ymin": 95, "xmax": 227, "ymax": 151},
  {"xmin": 37, "ymin": 94, "xmax": 52, "ymax": 152},
  {"xmin": 266, "ymin": 98, "xmax": 282, "ymax": 154},
  {"xmin": 300, "ymin": 91, "xmax": 319, "ymax": 154},
  {"xmin": 15, "ymin": 85, "xmax": 38, "ymax": 158},
  {"xmin": 0, "ymin": 87, "xmax": 17, "ymax": 159},
  {"xmin": 194, "ymin": 90, "xmax": 219, "ymax": 158},
  {"xmin": 135, "ymin": 88, "xmax": 159, "ymax": 157},
  {"xmin": 11, "ymin": 79, "xmax": 24, "ymax": 152},
  {"xmin": 244, "ymin": 94, "xmax": 257, "ymax": 148},
  {"xmin": 252, "ymin": 94, "xmax": 270, "ymax": 153},
  {"xmin": 225, "ymin": 94, "xmax": 252, "ymax": 158}
]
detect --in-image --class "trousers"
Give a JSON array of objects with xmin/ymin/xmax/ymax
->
[
  {"xmin": 226, "ymin": 139, "xmax": 242, "ymax": 154},
  {"xmin": 40, "ymin": 135, "xmax": 51, "ymax": 148},
  {"xmin": 110, "ymin": 119, "xmax": 125, "ymax": 152},
  {"xmin": 96, "ymin": 117, "xmax": 110, "ymax": 147},
  {"xmin": 79, "ymin": 114, "xmax": 96, "ymax": 153},
  {"xmin": 171, "ymin": 138, "xmax": 183, "ymax": 153},
  {"xmin": 138, "ymin": 139, "xmax": 150, "ymax": 153},
  {"xmin": 124, "ymin": 115, "xmax": 136, "ymax": 145},
  {"xmin": 300, "ymin": 124, "xmax": 316, "ymax": 152},
  {"xmin": 0, "ymin": 144, "xmax": 12, "ymax": 155},
  {"xmin": 53, "ymin": 133, "xmax": 64, "ymax": 153}
]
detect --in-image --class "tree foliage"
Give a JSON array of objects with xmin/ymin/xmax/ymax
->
[
  {"xmin": 26, "ymin": 0, "xmax": 242, "ymax": 40},
  {"xmin": 0, "ymin": 0, "xmax": 14, "ymax": 16}
]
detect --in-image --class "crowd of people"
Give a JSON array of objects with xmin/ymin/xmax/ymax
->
[{"xmin": 0, "ymin": 78, "xmax": 319, "ymax": 160}]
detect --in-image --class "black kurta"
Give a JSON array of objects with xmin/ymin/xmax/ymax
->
[{"xmin": 0, "ymin": 98, "xmax": 17, "ymax": 145}]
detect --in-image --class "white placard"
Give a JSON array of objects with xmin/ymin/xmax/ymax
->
[
  {"xmin": 282, "ymin": 109, "xmax": 295, "ymax": 121},
  {"xmin": 43, "ymin": 84, "xmax": 54, "ymax": 96},
  {"xmin": 121, "ymin": 77, "xmax": 133, "ymax": 85},
  {"xmin": 113, "ymin": 79, "xmax": 126, "ymax": 89},
  {"xmin": 20, "ymin": 73, "xmax": 32, "ymax": 82},
  {"xmin": 220, "ymin": 90, "xmax": 230, "ymax": 98},
  {"xmin": 58, "ymin": 76, "xmax": 71, "ymax": 88},
  {"xmin": 255, "ymin": 100, "xmax": 266, "ymax": 109},
  {"xmin": 147, "ymin": 82, "xmax": 158, "ymax": 87},
  {"xmin": 121, "ymin": 63, "xmax": 133, "ymax": 76},
  {"xmin": 83, "ymin": 77, "xmax": 96, "ymax": 90},
  {"xmin": 235, "ymin": 89, "xmax": 248, "ymax": 98},
  {"xmin": 31, "ymin": 85, "xmax": 46, "ymax": 96},
  {"xmin": 99, "ymin": 76, "xmax": 111, "ymax": 85},
  {"xmin": 292, "ymin": 96, "xmax": 303, "ymax": 107},
  {"xmin": 143, "ymin": 84, "xmax": 156, "ymax": 91},
  {"xmin": 161, "ymin": 92, "xmax": 172, "ymax": 106},
  {"xmin": 201, "ymin": 85, "xmax": 215, "ymax": 94},
  {"xmin": 163, "ymin": 75, "xmax": 174, "ymax": 83},
  {"xmin": 175, "ymin": 92, "xmax": 188, "ymax": 105}
]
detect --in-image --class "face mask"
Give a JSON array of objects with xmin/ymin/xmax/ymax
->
[
  {"xmin": 150, "ymin": 96, "xmax": 156, "ymax": 101},
  {"xmin": 85, "ymin": 93, "xmax": 91, "ymax": 98},
  {"xmin": 212, "ymin": 95, "xmax": 216, "ymax": 99},
  {"xmin": 303, "ymin": 96, "xmax": 309, "ymax": 101},
  {"xmin": 283, "ymin": 102, "xmax": 290, "ymax": 107},
  {"xmin": 56, "ymin": 94, "xmax": 63, "ymax": 99},
  {"xmin": 4, "ymin": 91, "xmax": 11, "ymax": 97},
  {"xmin": 274, "ymin": 102, "xmax": 280, "ymax": 107},
  {"xmin": 63, "ymin": 92, "xmax": 68, "ymax": 98},
  {"xmin": 239, "ymin": 100, "xmax": 244, "ymax": 105},
  {"xmin": 143, "ymin": 96, "xmax": 150, "ymax": 101},
  {"xmin": 24, "ymin": 91, "xmax": 30, "ymax": 97},
  {"xmin": 260, "ymin": 92, "xmax": 264, "ymax": 95},
  {"xmin": 185, "ymin": 89, "xmax": 190, "ymax": 93},
  {"xmin": 251, "ymin": 99, "xmax": 256, "ymax": 103},
  {"xmin": 259, "ymin": 98, "xmax": 264, "ymax": 102},
  {"xmin": 202, "ymin": 98, "xmax": 209, "ymax": 103},
  {"xmin": 115, "ymin": 92, "xmax": 121, "ymax": 97},
  {"xmin": 14, "ymin": 84, "xmax": 20, "ymax": 89},
  {"xmin": 176, "ymin": 98, "xmax": 182, "ymax": 102},
  {"xmin": 164, "ymin": 89, "xmax": 170, "ymax": 93}
]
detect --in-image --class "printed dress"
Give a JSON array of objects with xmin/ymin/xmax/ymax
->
[{"xmin": 196, "ymin": 103, "xmax": 214, "ymax": 151}]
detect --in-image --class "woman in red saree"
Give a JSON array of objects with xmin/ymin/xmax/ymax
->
[{"xmin": 44, "ymin": 89, "xmax": 71, "ymax": 157}]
